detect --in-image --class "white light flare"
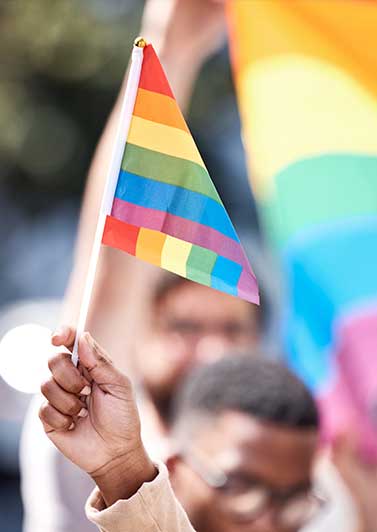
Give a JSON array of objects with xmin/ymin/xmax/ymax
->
[{"xmin": 0, "ymin": 324, "xmax": 61, "ymax": 394}]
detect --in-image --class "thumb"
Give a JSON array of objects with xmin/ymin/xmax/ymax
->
[{"xmin": 78, "ymin": 332, "xmax": 126, "ymax": 387}]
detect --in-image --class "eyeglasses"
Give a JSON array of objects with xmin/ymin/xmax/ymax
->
[{"xmin": 182, "ymin": 452, "xmax": 326, "ymax": 529}]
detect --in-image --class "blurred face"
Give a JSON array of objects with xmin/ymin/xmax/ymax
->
[
  {"xmin": 137, "ymin": 282, "xmax": 260, "ymax": 409},
  {"xmin": 170, "ymin": 411, "xmax": 318, "ymax": 532}
]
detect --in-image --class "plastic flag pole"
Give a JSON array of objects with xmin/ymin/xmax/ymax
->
[{"xmin": 71, "ymin": 38, "xmax": 146, "ymax": 366}]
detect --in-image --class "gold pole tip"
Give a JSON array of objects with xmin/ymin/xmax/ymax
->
[{"xmin": 134, "ymin": 36, "xmax": 148, "ymax": 48}]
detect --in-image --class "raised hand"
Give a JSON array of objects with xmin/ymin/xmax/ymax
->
[
  {"xmin": 142, "ymin": 0, "xmax": 226, "ymax": 60},
  {"xmin": 141, "ymin": 0, "xmax": 227, "ymax": 112},
  {"xmin": 39, "ymin": 326, "xmax": 156, "ymax": 506}
]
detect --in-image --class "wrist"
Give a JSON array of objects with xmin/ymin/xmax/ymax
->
[{"xmin": 92, "ymin": 445, "xmax": 157, "ymax": 507}]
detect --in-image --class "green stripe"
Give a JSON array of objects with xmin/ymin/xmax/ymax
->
[
  {"xmin": 186, "ymin": 245, "xmax": 218, "ymax": 287},
  {"xmin": 122, "ymin": 143, "xmax": 222, "ymax": 204},
  {"xmin": 262, "ymin": 154, "xmax": 377, "ymax": 247}
]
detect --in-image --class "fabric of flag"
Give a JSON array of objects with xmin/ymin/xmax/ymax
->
[
  {"xmin": 228, "ymin": 0, "xmax": 377, "ymax": 449},
  {"xmin": 102, "ymin": 44, "xmax": 258, "ymax": 304}
]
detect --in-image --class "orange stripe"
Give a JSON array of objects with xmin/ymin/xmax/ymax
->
[
  {"xmin": 133, "ymin": 88, "xmax": 189, "ymax": 133},
  {"xmin": 228, "ymin": 0, "xmax": 377, "ymax": 98},
  {"xmin": 135, "ymin": 227, "xmax": 166, "ymax": 267}
]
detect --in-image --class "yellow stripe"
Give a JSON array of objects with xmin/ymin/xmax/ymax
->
[
  {"xmin": 128, "ymin": 115, "xmax": 205, "ymax": 169},
  {"xmin": 239, "ymin": 55, "xmax": 377, "ymax": 201},
  {"xmin": 161, "ymin": 236, "xmax": 192, "ymax": 277},
  {"xmin": 229, "ymin": 0, "xmax": 377, "ymax": 201}
]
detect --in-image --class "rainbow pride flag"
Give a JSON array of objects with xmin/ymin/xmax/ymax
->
[
  {"xmin": 228, "ymin": 1, "xmax": 377, "ymax": 451},
  {"xmin": 102, "ymin": 42, "xmax": 258, "ymax": 304}
]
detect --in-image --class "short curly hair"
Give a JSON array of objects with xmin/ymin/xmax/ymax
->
[{"xmin": 173, "ymin": 355, "xmax": 319, "ymax": 430}]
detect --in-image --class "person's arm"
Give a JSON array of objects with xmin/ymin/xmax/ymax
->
[
  {"xmin": 62, "ymin": 0, "xmax": 226, "ymax": 362},
  {"xmin": 39, "ymin": 326, "xmax": 196, "ymax": 532},
  {"xmin": 141, "ymin": 0, "xmax": 226, "ymax": 113}
]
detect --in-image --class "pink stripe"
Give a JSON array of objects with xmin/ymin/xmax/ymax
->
[
  {"xmin": 112, "ymin": 198, "xmax": 256, "ymax": 280},
  {"xmin": 237, "ymin": 269, "xmax": 260, "ymax": 305}
]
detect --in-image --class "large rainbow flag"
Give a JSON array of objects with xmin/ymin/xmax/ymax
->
[
  {"xmin": 102, "ymin": 41, "xmax": 258, "ymax": 304},
  {"xmin": 228, "ymin": 1, "xmax": 377, "ymax": 453}
]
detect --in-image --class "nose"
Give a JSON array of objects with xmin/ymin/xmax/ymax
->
[{"xmin": 194, "ymin": 334, "xmax": 231, "ymax": 365}]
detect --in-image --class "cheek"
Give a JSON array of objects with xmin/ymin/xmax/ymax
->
[
  {"xmin": 139, "ymin": 337, "xmax": 195, "ymax": 387},
  {"xmin": 173, "ymin": 470, "xmax": 245, "ymax": 532},
  {"xmin": 173, "ymin": 469, "xmax": 214, "ymax": 521}
]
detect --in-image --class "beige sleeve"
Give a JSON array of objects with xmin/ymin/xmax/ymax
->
[{"xmin": 85, "ymin": 462, "xmax": 196, "ymax": 532}]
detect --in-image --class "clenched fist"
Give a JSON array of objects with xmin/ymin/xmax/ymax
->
[{"xmin": 39, "ymin": 326, "xmax": 156, "ymax": 506}]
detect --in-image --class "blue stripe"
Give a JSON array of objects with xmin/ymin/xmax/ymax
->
[
  {"xmin": 283, "ymin": 216, "xmax": 377, "ymax": 391},
  {"xmin": 115, "ymin": 170, "xmax": 239, "ymax": 241},
  {"xmin": 211, "ymin": 256, "xmax": 242, "ymax": 296}
]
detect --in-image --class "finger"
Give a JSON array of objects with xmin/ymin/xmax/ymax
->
[
  {"xmin": 39, "ymin": 402, "xmax": 74, "ymax": 432},
  {"xmin": 41, "ymin": 378, "xmax": 88, "ymax": 418},
  {"xmin": 78, "ymin": 362, "xmax": 92, "ymax": 386},
  {"xmin": 51, "ymin": 325, "xmax": 76, "ymax": 350},
  {"xmin": 78, "ymin": 332, "xmax": 129, "ymax": 388},
  {"xmin": 48, "ymin": 352, "xmax": 91, "ymax": 395}
]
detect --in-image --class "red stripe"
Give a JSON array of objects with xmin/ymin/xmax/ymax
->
[
  {"xmin": 102, "ymin": 216, "xmax": 140, "ymax": 255},
  {"xmin": 138, "ymin": 45, "xmax": 174, "ymax": 99}
]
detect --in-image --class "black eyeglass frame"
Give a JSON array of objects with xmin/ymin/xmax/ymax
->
[{"xmin": 180, "ymin": 450, "xmax": 327, "ymax": 528}]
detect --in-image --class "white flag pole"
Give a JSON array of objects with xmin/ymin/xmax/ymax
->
[{"xmin": 71, "ymin": 39, "xmax": 146, "ymax": 366}]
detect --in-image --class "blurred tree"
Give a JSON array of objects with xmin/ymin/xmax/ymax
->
[{"xmin": 0, "ymin": 0, "xmax": 143, "ymax": 198}]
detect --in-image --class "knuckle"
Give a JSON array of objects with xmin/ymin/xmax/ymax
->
[
  {"xmin": 66, "ymin": 399, "xmax": 79, "ymax": 416},
  {"xmin": 40, "ymin": 379, "xmax": 52, "ymax": 397},
  {"xmin": 48, "ymin": 352, "xmax": 68, "ymax": 372},
  {"xmin": 65, "ymin": 376, "xmax": 83, "ymax": 394},
  {"xmin": 63, "ymin": 417, "xmax": 73, "ymax": 430},
  {"xmin": 38, "ymin": 403, "xmax": 46, "ymax": 420},
  {"xmin": 38, "ymin": 402, "xmax": 50, "ymax": 422}
]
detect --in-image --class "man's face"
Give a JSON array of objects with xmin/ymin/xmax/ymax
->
[
  {"xmin": 171, "ymin": 411, "xmax": 318, "ymax": 532},
  {"xmin": 137, "ymin": 282, "xmax": 260, "ymax": 406}
]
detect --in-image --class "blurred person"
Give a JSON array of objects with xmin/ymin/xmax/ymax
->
[
  {"xmin": 133, "ymin": 271, "xmax": 261, "ymax": 429},
  {"xmin": 39, "ymin": 331, "xmax": 376, "ymax": 532},
  {"xmin": 20, "ymin": 2, "xmax": 238, "ymax": 531},
  {"xmin": 21, "ymin": 274, "xmax": 261, "ymax": 532},
  {"xmin": 167, "ymin": 355, "xmax": 322, "ymax": 532},
  {"xmin": 39, "ymin": 331, "xmax": 322, "ymax": 532},
  {"xmin": 21, "ymin": 1, "xmax": 263, "ymax": 531}
]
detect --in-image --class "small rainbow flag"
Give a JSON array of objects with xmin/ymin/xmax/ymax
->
[{"xmin": 102, "ymin": 40, "xmax": 258, "ymax": 304}]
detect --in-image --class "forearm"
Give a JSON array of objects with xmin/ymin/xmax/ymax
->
[
  {"xmin": 61, "ymin": 71, "xmax": 129, "ymax": 326},
  {"xmin": 140, "ymin": 0, "xmax": 225, "ymax": 114},
  {"xmin": 158, "ymin": 45, "xmax": 204, "ymax": 114}
]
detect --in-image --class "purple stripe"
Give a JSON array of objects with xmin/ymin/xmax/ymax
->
[
  {"xmin": 237, "ymin": 269, "xmax": 260, "ymax": 305},
  {"xmin": 112, "ymin": 198, "xmax": 256, "ymax": 278}
]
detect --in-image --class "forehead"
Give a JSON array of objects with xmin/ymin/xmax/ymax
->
[
  {"xmin": 157, "ymin": 282, "xmax": 253, "ymax": 320},
  {"xmin": 191, "ymin": 411, "xmax": 318, "ymax": 489}
]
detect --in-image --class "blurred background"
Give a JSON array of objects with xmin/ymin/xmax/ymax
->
[
  {"xmin": 0, "ymin": 1, "xmax": 262, "ymax": 530},
  {"xmin": 2, "ymin": 1, "xmax": 377, "ymax": 531}
]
